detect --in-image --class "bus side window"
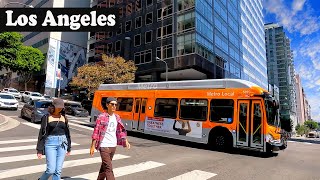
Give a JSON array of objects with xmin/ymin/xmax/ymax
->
[
  {"xmin": 210, "ymin": 99, "xmax": 234, "ymax": 123},
  {"xmin": 154, "ymin": 98, "xmax": 178, "ymax": 118},
  {"xmin": 180, "ymin": 99, "xmax": 208, "ymax": 121},
  {"xmin": 117, "ymin": 98, "xmax": 133, "ymax": 112}
]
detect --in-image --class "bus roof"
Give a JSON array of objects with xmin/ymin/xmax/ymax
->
[{"xmin": 98, "ymin": 79, "xmax": 263, "ymax": 91}]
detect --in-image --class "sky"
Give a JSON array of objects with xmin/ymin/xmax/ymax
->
[{"xmin": 263, "ymin": 0, "xmax": 320, "ymax": 122}]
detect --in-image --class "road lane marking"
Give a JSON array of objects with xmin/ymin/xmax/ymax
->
[
  {"xmin": 0, "ymin": 143, "xmax": 79, "ymax": 153},
  {"xmin": 67, "ymin": 161, "xmax": 165, "ymax": 179},
  {"xmin": 168, "ymin": 170, "xmax": 217, "ymax": 180},
  {"xmin": 0, "ymin": 154, "xmax": 130, "ymax": 179},
  {"xmin": 68, "ymin": 122, "xmax": 93, "ymax": 130},
  {"xmin": 22, "ymin": 122, "xmax": 40, "ymax": 129},
  {"xmin": 23, "ymin": 121, "xmax": 93, "ymax": 131},
  {"xmin": 0, "ymin": 138, "xmax": 38, "ymax": 145},
  {"xmin": 0, "ymin": 148, "xmax": 90, "ymax": 164}
]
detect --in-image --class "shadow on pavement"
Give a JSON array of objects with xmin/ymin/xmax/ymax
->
[{"xmin": 126, "ymin": 131, "xmax": 279, "ymax": 158}]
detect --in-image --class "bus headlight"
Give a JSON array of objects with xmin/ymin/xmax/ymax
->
[{"xmin": 266, "ymin": 134, "xmax": 273, "ymax": 142}]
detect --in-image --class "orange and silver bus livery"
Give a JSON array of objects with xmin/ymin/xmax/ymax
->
[{"xmin": 90, "ymin": 79, "xmax": 287, "ymax": 153}]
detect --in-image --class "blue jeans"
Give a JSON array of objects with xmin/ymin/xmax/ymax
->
[{"xmin": 39, "ymin": 135, "xmax": 68, "ymax": 180}]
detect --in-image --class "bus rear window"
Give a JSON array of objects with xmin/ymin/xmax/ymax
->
[
  {"xmin": 154, "ymin": 98, "xmax": 178, "ymax": 118},
  {"xmin": 210, "ymin": 99, "xmax": 234, "ymax": 123},
  {"xmin": 117, "ymin": 98, "xmax": 133, "ymax": 112},
  {"xmin": 180, "ymin": 99, "xmax": 208, "ymax": 121}
]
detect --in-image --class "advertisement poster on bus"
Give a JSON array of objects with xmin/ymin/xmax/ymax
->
[{"xmin": 144, "ymin": 117, "xmax": 202, "ymax": 138}]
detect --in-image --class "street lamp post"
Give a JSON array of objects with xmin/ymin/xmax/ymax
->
[
  {"xmin": 2, "ymin": 2, "xmax": 34, "ymax": 8},
  {"xmin": 156, "ymin": 57, "xmax": 168, "ymax": 81}
]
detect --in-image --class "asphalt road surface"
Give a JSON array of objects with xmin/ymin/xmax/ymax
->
[{"xmin": 0, "ymin": 103, "xmax": 319, "ymax": 180}]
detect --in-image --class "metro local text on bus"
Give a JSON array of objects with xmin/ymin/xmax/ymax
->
[{"xmin": 207, "ymin": 91, "xmax": 235, "ymax": 97}]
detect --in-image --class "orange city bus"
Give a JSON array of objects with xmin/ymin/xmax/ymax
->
[{"xmin": 90, "ymin": 79, "xmax": 287, "ymax": 153}]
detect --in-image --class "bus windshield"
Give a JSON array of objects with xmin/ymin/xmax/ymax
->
[{"xmin": 265, "ymin": 96, "xmax": 280, "ymax": 127}]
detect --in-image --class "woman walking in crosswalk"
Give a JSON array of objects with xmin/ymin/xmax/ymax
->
[
  {"xmin": 90, "ymin": 97, "xmax": 131, "ymax": 180},
  {"xmin": 36, "ymin": 98, "xmax": 72, "ymax": 180}
]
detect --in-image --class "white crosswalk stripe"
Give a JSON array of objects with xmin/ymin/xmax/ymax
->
[{"xmin": 0, "ymin": 137, "xmax": 218, "ymax": 179}]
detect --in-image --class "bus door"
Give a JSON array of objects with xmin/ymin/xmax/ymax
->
[
  {"xmin": 237, "ymin": 100, "xmax": 264, "ymax": 150},
  {"xmin": 250, "ymin": 100, "xmax": 264, "ymax": 149},
  {"xmin": 133, "ymin": 98, "xmax": 147, "ymax": 131},
  {"xmin": 237, "ymin": 100, "xmax": 249, "ymax": 147}
]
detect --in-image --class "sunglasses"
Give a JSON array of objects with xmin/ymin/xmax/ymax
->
[{"xmin": 109, "ymin": 103, "xmax": 117, "ymax": 106}]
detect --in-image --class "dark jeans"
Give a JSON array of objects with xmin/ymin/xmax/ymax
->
[{"xmin": 97, "ymin": 147, "xmax": 116, "ymax": 180}]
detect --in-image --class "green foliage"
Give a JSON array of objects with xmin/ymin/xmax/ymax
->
[
  {"xmin": 296, "ymin": 124, "xmax": 309, "ymax": 136},
  {"xmin": 0, "ymin": 32, "xmax": 23, "ymax": 70},
  {"xmin": 0, "ymin": 32, "xmax": 44, "ymax": 73},
  {"xmin": 304, "ymin": 120, "xmax": 319, "ymax": 130}
]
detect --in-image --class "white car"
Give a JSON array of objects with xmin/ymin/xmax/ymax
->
[
  {"xmin": 28, "ymin": 92, "xmax": 46, "ymax": 101},
  {"xmin": 0, "ymin": 93, "xmax": 19, "ymax": 110},
  {"xmin": 22, "ymin": 91, "xmax": 32, "ymax": 102},
  {"xmin": 2, "ymin": 88, "xmax": 22, "ymax": 99}
]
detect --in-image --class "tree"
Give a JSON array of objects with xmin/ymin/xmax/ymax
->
[
  {"xmin": 304, "ymin": 120, "xmax": 319, "ymax": 130},
  {"xmin": 71, "ymin": 55, "xmax": 137, "ymax": 97},
  {"xmin": 14, "ymin": 46, "xmax": 45, "ymax": 90},
  {"xmin": 296, "ymin": 125, "xmax": 309, "ymax": 136},
  {"xmin": 0, "ymin": 32, "xmax": 23, "ymax": 71}
]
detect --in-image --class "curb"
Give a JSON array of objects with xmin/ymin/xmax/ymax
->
[{"xmin": 0, "ymin": 115, "xmax": 9, "ymax": 128}]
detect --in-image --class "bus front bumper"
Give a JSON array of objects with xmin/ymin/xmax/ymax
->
[{"xmin": 268, "ymin": 139, "xmax": 287, "ymax": 151}]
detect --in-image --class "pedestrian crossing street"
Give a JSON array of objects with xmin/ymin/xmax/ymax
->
[{"xmin": 0, "ymin": 137, "xmax": 218, "ymax": 180}]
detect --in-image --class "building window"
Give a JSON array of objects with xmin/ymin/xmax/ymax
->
[
  {"xmin": 146, "ymin": 12, "xmax": 153, "ymax": 25},
  {"xmin": 119, "ymin": 7, "xmax": 123, "ymax": 17},
  {"xmin": 177, "ymin": 0, "xmax": 195, "ymax": 11},
  {"xmin": 134, "ymin": 34, "xmax": 141, "ymax": 47},
  {"xmin": 177, "ymin": 33, "xmax": 195, "ymax": 55},
  {"xmin": 157, "ymin": 44, "xmax": 172, "ymax": 59},
  {"xmin": 115, "ymin": 40, "xmax": 121, "ymax": 52},
  {"xmin": 157, "ymin": 24, "xmax": 172, "ymax": 38},
  {"xmin": 135, "ymin": 16, "xmax": 142, "ymax": 28},
  {"xmin": 180, "ymin": 99, "xmax": 208, "ymax": 121},
  {"xmin": 146, "ymin": 0, "xmax": 153, "ymax": 7},
  {"xmin": 154, "ymin": 98, "xmax": 178, "ymax": 118},
  {"xmin": 106, "ymin": 43, "xmax": 113, "ymax": 53},
  {"xmin": 145, "ymin": 31, "xmax": 152, "ymax": 44},
  {"xmin": 134, "ymin": 49, "xmax": 152, "ymax": 64},
  {"xmin": 210, "ymin": 99, "xmax": 234, "ymax": 123},
  {"xmin": 177, "ymin": 12, "xmax": 195, "ymax": 32},
  {"xmin": 135, "ymin": 0, "xmax": 142, "ymax": 11},
  {"xmin": 117, "ymin": 23, "xmax": 122, "ymax": 35},
  {"xmin": 157, "ymin": 5, "xmax": 173, "ymax": 20},
  {"xmin": 126, "ymin": 3, "xmax": 132, "ymax": 15},
  {"xmin": 109, "ymin": 0, "xmax": 115, "ymax": 7},
  {"xmin": 125, "ymin": 21, "xmax": 132, "ymax": 32}
]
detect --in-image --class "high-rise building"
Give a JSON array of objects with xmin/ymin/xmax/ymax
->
[
  {"xmin": 240, "ymin": 0, "xmax": 268, "ymax": 89},
  {"xmin": 265, "ymin": 23, "xmax": 297, "ymax": 126},
  {"xmin": 0, "ymin": 0, "xmax": 90, "ymax": 96},
  {"xmin": 88, "ymin": 0, "xmax": 243, "ymax": 82},
  {"xmin": 295, "ymin": 74, "xmax": 305, "ymax": 125}
]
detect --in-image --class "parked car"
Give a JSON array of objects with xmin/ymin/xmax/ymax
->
[
  {"xmin": 28, "ymin": 92, "xmax": 46, "ymax": 102},
  {"xmin": 308, "ymin": 131, "xmax": 319, "ymax": 138},
  {"xmin": 21, "ymin": 100, "xmax": 52, "ymax": 123},
  {"xmin": 2, "ymin": 88, "xmax": 22, "ymax": 99},
  {"xmin": 22, "ymin": 91, "xmax": 32, "ymax": 102},
  {"xmin": 0, "ymin": 93, "xmax": 19, "ymax": 110},
  {"xmin": 65, "ymin": 101, "xmax": 89, "ymax": 117},
  {"xmin": 43, "ymin": 94, "xmax": 52, "ymax": 100}
]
